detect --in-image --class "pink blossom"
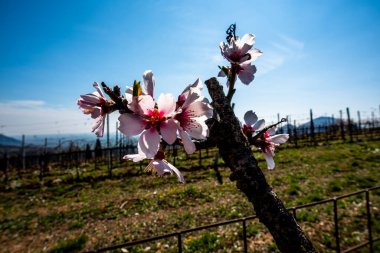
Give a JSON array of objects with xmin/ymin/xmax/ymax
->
[
  {"xmin": 220, "ymin": 34, "xmax": 262, "ymax": 65},
  {"xmin": 124, "ymin": 151, "xmax": 184, "ymax": 183},
  {"xmin": 219, "ymin": 34, "xmax": 262, "ymax": 85},
  {"xmin": 242, "ymin": 110, "xmax": 265, "ymax": 137},
  {"xmin": 77, "ymin": 82, "xmax": 108, "ymax": 137},
  {"xmin": 118, "ymin": 93, "xmax": 178, "ymax": 158},
  {"xmin": 118, "ymin": 71, "xmax": 177, "ymax": 159},
  {"xmin": 255, "ymin": 128, "xmax": 289, "ymax": 170},
  {"xmin": 174, "ymin": 80, "xmax": 213, "ymax": 154}
]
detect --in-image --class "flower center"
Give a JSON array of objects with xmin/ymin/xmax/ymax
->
[{"xmin": 146, "ymin": 109, "xmax": 165, "ymax": 128}]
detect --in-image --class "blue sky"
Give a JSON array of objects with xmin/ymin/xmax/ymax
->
[{"xmin": 0, "ymin": 0, "xmax": 379, "ymax": 135}]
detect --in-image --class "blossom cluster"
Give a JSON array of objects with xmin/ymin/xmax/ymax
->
[
  {"xmin": 242, "ymin": 110, "xmax": 289, "ymax": 170},
  {"xmin": 218, "ymin": 32, "xmax": 262, "ymax": 87},
  {"xmin": 77, "ymin": 25, "xmax": 290, "ymax": 184},
  {"xmin": 77, "ymin": 71, "xmax": 212, "ymax": 183}
]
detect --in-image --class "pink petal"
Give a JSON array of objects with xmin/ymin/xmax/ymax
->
[
  {"xmin": 180, "ymin": 78, "xmax": 202, "ymax": 97},
  {"xmin": 139, "ymin": 128, "xmax": 160, "ymax": 159},
  {"xmin": 185, "ymin": 101, "xmax": 213, "ymax": 118},
  {"xmin": 182, "ymin": 88, "xmax": 201, "ymax": 109},
  {"xmin": 157, "ymin": 93, "xmax": 176, "ymax": 116},
  {"xmin": 143, "ymin": 70, "xmax": 155, "ymax": 97},
  {"xmin": 218, "ymin": 70, "xmax": 226, "ymax": 77},
  {"xmin": 185, "ymin": 119, "xmax": 206, "ymax": 140},
  {"xmin": 128, "ymin": 95, "xmax": 155, "ymax": 116},
  {"xmin": 263, "ymin": 152, "xmax": 275, "ymax": 170},
  {"xmin": 124, "ymin": 86, "xmax": 133, "ymax": 103},
  {"xmin": 253, "ymin": 119, "xmax": 265, "ymax": 131},
  {"xmin": 150, "ymin": 160, "xmax": 169, "ymax": 176},
  {"xmin": 118, "ymin": 113, "xmax": 146, "ymax": 136},
  {"xmin": 93, "ymin": 82, "xmax": 106, "ymax": 98},
  {"xmin": 244, "ymin": 110, "xmax": 258, "ymax": 126},
  {"xmin": 244, "ymin": 48, "xmax": 263, "ymax": 64},
  {"xmin": 239, "ymin": 34, "xmax": 255, "ymax": 55},
  {"xmin": 78, "ymin": 94, "xmax": 102, "ymax": 107},
  {"xmin": 92, "ymin": 116, "xmax": 105, "ymax": 137},
  {"xmin": 238, "ymin": 64, "xmax": 257, "ymax": 85},
  {"xmin": 123, "ymin": 153, "xmax": 145, "ymax": 162},
  {"xmin": 160, "ymin": 119, "xmax": 178, "ymax": 144},
  {"xmin": 179, "ymin": 129, "xmax": 195, "ymax": 154},
  {"xmin": 267, "ymin": 128, "xmax": 276, "ymax": 136},
  {"xmin": 90, "ymin": 107, "xmax": 101, "ymax": 119},
  {"xmin": 166, "ymin": 160, "xmax": 185, "ymax": 183},
  {"xmin": 268, "ymin": 134, "xmax": 289, "ymax": 144}
]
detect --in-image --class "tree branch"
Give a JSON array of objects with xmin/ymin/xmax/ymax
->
[{"xmin": 205, "ymin": 77, "xmax": 317, "ymax": 253}]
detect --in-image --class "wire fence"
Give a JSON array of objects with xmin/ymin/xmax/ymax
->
[
  {"xmin": 1, "ymin": 118, "xmax": 380, "ymax": 182},
  {"xmin": 86, "ymin": 186, "xmax": 380, "ymax": 253}
]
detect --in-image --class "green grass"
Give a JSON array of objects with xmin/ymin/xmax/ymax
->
[{"xmin": 0, "ymin": 140, "xmax": 379, "ymax": 252}]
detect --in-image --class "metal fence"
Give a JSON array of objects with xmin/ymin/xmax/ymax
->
[{"xmin": 87, "ymin": 186, "xmax": 380, "ymax": 253}]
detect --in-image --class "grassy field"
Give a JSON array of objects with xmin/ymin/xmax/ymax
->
[{"xmin": 0, "ymin": 140, "xmax": 379, "ymax": 252}]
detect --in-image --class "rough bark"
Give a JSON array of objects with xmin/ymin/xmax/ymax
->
[{"xmin": 205, "ymin": 77, "xmax": 317, "ymax": 253}]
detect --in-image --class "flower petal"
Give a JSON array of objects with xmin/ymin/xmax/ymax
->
[
  {"xmin": 186, "ymin": 118, "xmax": 209, "ymax": 139},
  {"xmin": 179, "ymin": 129, "xmax": 195, "ymax": 154},
  {"xmin": 238, "ymin": 64, "xmax": 257, "ymax": 85},
  {"xmin": 123, "ymin": 153, "xmax": 145, "ymax": 162},
  {"xmin": 139, "ymin": 128, "xmax": 160, "ymax": 159},
  {"xmin": 93, "ymin": 82, "xmax": 106, "ymax": 98},
  {"xmin": 218, "ymin": 69, "xmax": 226, "ymax": 77},
  {"xmin": 239, "ymin": 34, "xmax": 255, "ymax": 55},
  {"xmin": 78, "ymin": 93, "xmax": 102, "ymax": 107},
  {"xmin": 92, "ymin": 116, "xmax": 105, "ymax": 137},
  {"xmin": 243, "ymin": 110, "xmax": 258, "ymax": 126},
  {"xmin": 143, "ymin": 70, "xmax": 155, "ymax": 97},
  {"xmin": 267, "ymin": 127, "xmax": 277, "ymax": 136},
  {"xmin": 263, "ymin": 152, "xmax": 275, "ymax": 170},
  {"xmin": 118, "ymin": 113, "xmax": 146, "ymax": 136},
  {"xmin": 181, "ymin": 88, "xmax": 201, "ymax": 109},
  {"xmin": 165, "ymin": 160, "xmax": 185, "ymax": 183},
  {"xmin": 157, "ymin": 93, "xmax": 176, "ymax": 116},
  {"xmin": 268, "ymin": 134, "xmax": 289, "ymax": 144},
  {"xmin": 253, "ymin": 119, "xmax": 265, "ymax": 131},
  {"xmin": 245, "ymin": 48, "xmax": 263, "ymax": 64},
  {"xmin": 124, "ymin": 86, "xmax": 133, "ymax": 103},
  {"xmin": 128, "ymin": 95, "xmax": 155, "ymax": 115},
  {"xmin": 185, "ymin": 101, "xmax": 213, "ymax": 118},
  {"xmin": 160, "ymin": 119, "xmax": 178, "ymax": 144}
]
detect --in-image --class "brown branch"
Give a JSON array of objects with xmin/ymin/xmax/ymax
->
[
  {"xmin": 101, "ymin": 82, "xmax": 133, "ymax": 114},
  {"xmin": 205, "ymin": 77, "xmax": 317, "ymax": 253}
]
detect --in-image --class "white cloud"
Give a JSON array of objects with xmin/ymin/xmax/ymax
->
[
  {"xmin": 257, "ymin": 34, "xmax": 305, "ymax": 76},
  {"xmin": 3, "ymin": 100, "xmax": 46, "ymax": 108},
  {"xmin": 0, "ymin": 100, "xmax": 119, "ymax": 135}
]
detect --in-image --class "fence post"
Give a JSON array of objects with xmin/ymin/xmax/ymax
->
[
  {"xmin": 107, "ymin": 114, "xmax": 112, "ymax": 177},
  {"xmin": 333, "ymin": 198, "xmax": 340, "ymax": 253},
  {"xmin": 366, "ymin": 191, "xmax": 374, "ymax": 253},
  {"xmin": 357, "ymin": 111, "xmax": 362, "ymax": 133},
  {"xmin": 339, "ymin": 110, "xmax": 346, "ymax": 142},
  {"xmin": 293, "ymin": 120, "xmax": 298, "ymax": 148},
  {"xmin": 310, "ymin": 109, "xmax": 315, "ymax": 145},
  {"xmin": 346, "ymin": 107, "xmax": 353, "ymax": 143},
  {"xmin": 277, "ymin": 113, "xmax": 283, "ymax": 133},
  {"xmin": 286, "ymin": 115, "xmax": 292, "ymax": 142},
  {"xmin": 177, "ymin": 232, "xmax": 182, "ymax": 253}
]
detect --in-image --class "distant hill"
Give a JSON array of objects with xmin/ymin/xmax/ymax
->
[
  {"xmin": 0, "ymin": 134, "xmax": 21, "ymax": 147},
  {"xmin": 299, "ymin": 116, "xmax": 337, "ymax": 128}
]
